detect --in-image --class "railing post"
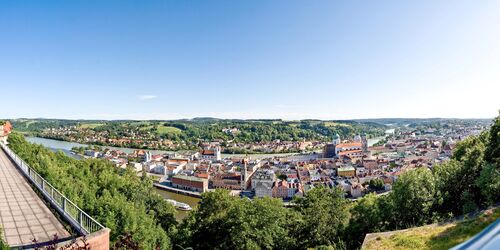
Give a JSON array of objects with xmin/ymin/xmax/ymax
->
[
  {"xmin": 79, "ymin": 211, "xmax": 83, "ymax": 232},
  {"xmin": 62, "ymin": 198, "xmax": 66, "ymax": 214}
]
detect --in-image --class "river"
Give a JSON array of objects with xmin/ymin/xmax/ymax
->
[{"xmin": 154, "ymin": 188, "xmax": 200, "ymax": 220}]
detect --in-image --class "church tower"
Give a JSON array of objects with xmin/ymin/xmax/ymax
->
[
  {"xmin": 361, "ymin": 134, "xmax": 368, "ymax": 152},
  {"xmin": 241, "ymin": 158, "xmax": 248, "ymax": 190},
  {"xmin": 333, "ymin": 133, "xmax": 341, "ymax": 145}
]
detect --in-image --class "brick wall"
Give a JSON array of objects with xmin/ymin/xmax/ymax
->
[{"xmin": 59, "ymin": 228, "xmax": 110, "ymax": 250}]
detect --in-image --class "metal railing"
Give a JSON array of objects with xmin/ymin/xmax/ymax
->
[{"xmin": 0, "ymin": 143, "xmax": 105, "ymax": 235}]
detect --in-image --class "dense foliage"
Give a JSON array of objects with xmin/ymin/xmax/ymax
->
[
  {"xmin": 0, "ymin": 228, "xmax": 8, "ymax": 250},
  {"xmin": 4, "ymin": 116, "xmax": 499, "ymax": 249}
]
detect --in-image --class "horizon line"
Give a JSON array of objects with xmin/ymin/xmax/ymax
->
[{"xmin": 2, "ymin": 116, "xmax": 495, "ymax": 122}]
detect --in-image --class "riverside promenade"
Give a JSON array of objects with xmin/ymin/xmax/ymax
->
[{"xmin": 0, "ymin": 148, "xmax": 70, "ymax": 247}]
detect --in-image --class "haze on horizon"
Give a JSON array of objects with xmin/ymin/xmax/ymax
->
[{"xmin": 1, "ymin": 0, "xmax": 499, "ymax": 120}]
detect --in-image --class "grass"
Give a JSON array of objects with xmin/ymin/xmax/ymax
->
[
  {"xmin": 156, "ymin": 125, "xmax": 182, "ymax": 135},
  {"xmin": 324, "ymin": 121, "xmax": 351, "ymax": 127},
  {"xmin": 136, "ymin": 124, "xmax": 181, "ymax": 134},
  {"xmin": 79, "ymin": 123, "xmax": 104, "ymax": 129},
  {"xmin": 363, "ymin": 207, "xmax": 500, "ymax": 250},
  {"xmin": 130, "ymin": 121, "xmax": 151, "ymax": 126}
]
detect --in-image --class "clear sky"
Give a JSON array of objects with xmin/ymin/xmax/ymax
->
[{"xmin": 0, "ymin": 0, "xmax": 499, "ymax": 120}]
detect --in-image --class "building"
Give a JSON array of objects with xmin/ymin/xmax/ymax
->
[
  {"xmin": 200, "ymin": 146, "xmax": 221, "ymax": 161},
  {"xmin": 0, "ymin": 121, "xmax": 12, "ymax": 144},
  {"xmin": 84, "ymin": 150, "xmax": 99, "ymax": 158},
  {"xmin": 322, "ymin": 133, "xmax": 341, "ymax": 158},
  {"xmin": 287, "ymin": 180, "xmax": 303, "ymax": 198},
  {"xmin": 251, "ymin": 169, "xmax": 276, "ymax": 198},
  {"xmin": 272, "ymin": 180, "xmax": 289, "ymax": 198},
  {"xmin": 337, "ymin": 166, "xmax": 356, "ymax": 177},
  {"xmin": 350, "ymin": 183, "xmax": 364, "ymax": 198},
  {"xmin": 335, "ymin": 142, "xmax": 363, "ymax": 156},
  {"xmin": 171, "ymin": 175, "xmax": 209, "ymax": 192},
  {"xmin": 323, "ymin": 144, "xmax": 336, "ymax": 158},
  {"xmin": 211, "ymin": 173, "xmax": 242, "ymax": 189},
  {"xmin": 333, "ymin": 133, "xmax": 341, "ymax": 145},
  {"xmin": 144, "ymin": 151, "xmax": 152, "ymax": 162}
]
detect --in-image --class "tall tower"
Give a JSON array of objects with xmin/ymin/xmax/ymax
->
[
  {"xmin": 333, "ymin": 133, "xmax": 341, "ymax": 145},
  {"xmin": 361, "ymin": 134, "xmax": 368, "ymax": 152},
  {"xmin": 241, "ymin": 158, "xmax": 248, "ymax": 191}
]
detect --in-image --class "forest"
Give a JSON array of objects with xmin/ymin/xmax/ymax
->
[{"xmin": 3, "ymin": 115, "xmax": 499, "ymax": 249}]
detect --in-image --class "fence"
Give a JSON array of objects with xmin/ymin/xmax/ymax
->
[{"xmin": 0, "ymin": 143, "xmax": 105, "ymax": 235}]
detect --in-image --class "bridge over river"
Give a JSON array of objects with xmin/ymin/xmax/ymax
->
[{"xmin": 0, "ymin": 144, "xmax": 109, "ymax": 249}]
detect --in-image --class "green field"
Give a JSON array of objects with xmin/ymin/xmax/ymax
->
[
  {"xmin": 156, "ymin": 125, "xmax": 182, "ymax": 135},
  {"xmin": 363, "ymin": 208, "xmax": 500, "ymax": 250},
  {"xmin": 79, "ymin": 123, "xmax": 105, "ymax": 129},
  {"xmin": 130, "ymin": 121, "xmax": 152, "ymax": 126}
]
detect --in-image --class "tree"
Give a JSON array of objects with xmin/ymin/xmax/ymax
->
[
  {"xmin": 294, "ymin": 186, "xmax": 349, "ymax": 248},
  {"xmin": 345, "ymin": 193, "xmax": 383, "ymax": 249},
  {"xmin": 368, "ymin": 179, "xmax": 384, "ymax": 191},
  {"xmin": 433, "ymin": 160, "xmax": 465, "ymax": 216},
  {"xmin": 476, "ymin": 163, "xmax": 500, "ymax": 205},
  {"xmin": 392, "ymin": 167, "xmax": 436, "ymax": 228},
  {"xmin": 484, "ymin": 115, "xmax": 500, "ymax": 165},
  {"xmin": 177, "ymin": 189, "xmax": 300, "ymax": 250}
]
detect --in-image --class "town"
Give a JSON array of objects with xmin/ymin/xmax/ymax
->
[
  {"xmin": 69, "ymin": 119, "xmax": 489, "ymax": 202},
  {"xmin": 14, "ymin": 119, "xmax": 386, "ymax": 154}
]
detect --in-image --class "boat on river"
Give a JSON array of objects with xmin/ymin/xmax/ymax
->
[{"xmin": 166, "ymin": 199, "xmax": 192, "ymax": 211}]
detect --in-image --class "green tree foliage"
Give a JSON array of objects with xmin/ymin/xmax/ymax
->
[
  {"xmin": 176, "ymin": 189, "xmax": 300, "ymax": 249},
  {"xmin": 0, "ymin": 227, "xmax": 9, "ymax": 250},
  {"xmin": 345, "ymin": 193, "xmax": 383, "ymax": 248},
  {"xmin": 484, "ymin": 114, "xmax": 500, "ymax": 165},
  {"xmin": 434, "ymin": 126, "xmax": 495, "ymax": 214},
  {"xmin": 7, "ymin": 133, "xmax": 177, "ymax": 249},
  {"xmin": 392, "ymin": 167, "xmax": 436, "ymax": 228},
  {"xmin": 476, "ymin": 163, "xmax": 500, "ymax": 205},
  {"xmin": 368, "ymin": 179, "xmax": 384, "ymax": 191},
  {"xmin": 294, "ymin": 186, "xmax": 350, "ymax": 248}
]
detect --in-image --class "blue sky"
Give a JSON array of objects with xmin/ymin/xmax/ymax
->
[{"xmin": 0, "ymin": 0, "xmax": 499, "ymax": 120}]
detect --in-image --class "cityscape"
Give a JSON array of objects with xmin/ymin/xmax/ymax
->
[{"xmin": 1, "ymin": 1, "xmax": 500, "ymax": 250}]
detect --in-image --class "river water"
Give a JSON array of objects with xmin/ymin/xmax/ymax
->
[{"xmin": 154, "ymin": 189, "xmax": 200, "ymax": 220}]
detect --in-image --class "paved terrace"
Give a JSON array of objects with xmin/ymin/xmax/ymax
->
[{"xmin": 0, "ymin": 148, "xmax": 70, "ymax": 247}]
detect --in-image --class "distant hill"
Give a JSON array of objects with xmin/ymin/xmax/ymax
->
[{"xmin": 354, "ymin": 118, "xmax": 493, "ymax": 126}]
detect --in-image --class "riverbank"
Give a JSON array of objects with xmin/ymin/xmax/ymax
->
[{"xmin": 153, "ymin": 183, "xmax": 203, "ymax": 198}]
